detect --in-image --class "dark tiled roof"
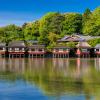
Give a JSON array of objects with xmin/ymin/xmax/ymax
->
[
  {"xmin": 76, "ymin": 42, "xmax": 91, "ymax": 48},
  {"xmin": 95, "ymin": 44, "xmax": 100, "ymax": 48},
  {"xmin": 8, "ymin": 41, "xmax": 25, "ymax": 47},
  {"xmin": 57, "ymin": 35, "xmax": 85, "ymax": 42},
  {"xmin": 28, "ymin": 45, "xmax": 46, "ymax": 49},
  {"xmin": 57, "ymin": 35, "xmax": 100, "ymax": 42}
]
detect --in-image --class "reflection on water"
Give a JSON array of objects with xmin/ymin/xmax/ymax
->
[{"xmin": 0, "ymin": 58, "xmax": 100, "ymax": 100}]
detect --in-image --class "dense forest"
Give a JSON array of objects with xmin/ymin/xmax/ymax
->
[{"xmin": 0, "ymin": 7, "xmax": 100, "ymax": 47}]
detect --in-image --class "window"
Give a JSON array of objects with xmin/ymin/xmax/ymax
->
[
  {"xmin": 22, "ymin": 48, "xmax": 25, "ymax": 51},
  {"xmin": 95, "ymin": 49, "xmax": 99, "ymax": 52},
  {"xmin": 9, "ymin": 48, "xmax": 12, "ymax": 51},
  {"xmin": 66, "ymin": 48, "xmax": 69, "ymax": 52},
  {"xmin": 42, "ymin": 49, "xmax": 44, "ymax": 52},
  {"xmin": 15, "ymin": 48, "xmax": 19, "ymax": 51},
  {"xmin": 82, "ymin": 49, "xmax": 87, "ymax": 52},
  {"xmin": 53, "ymin": 49, "xmax": 58, "ymax": 52},
  {"xmin": 59, "ymin": 49, "xmax": 63, "ymax": 52},
  {"xmin": 0, "ymin": 48, "xmax": 3, "ymax": 50},
  {"xmin": 38, "ymin": 49, "xmax": 42, "ymax": 51},
  {"xmin": 3, "ymin": 48, "xmax": 5, "ymax": 51},
  {"xmin": 31, "ymin": 49, "xmax": 35, "ymax": 51}
]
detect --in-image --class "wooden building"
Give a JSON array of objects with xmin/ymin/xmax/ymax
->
[
  {"xmin": 8, "ymin": 41, "xmax": 26, "ymax": 58},
  {"xmin": 95, "ymin": 44, "xmax": 100, "ymax": 57},
  {"xmin": 0, "ymin": 43, "xmax": 6, "ymax": 57},
  {"xmin": 27, "ymin": 41, "xmax": 46, "ymax": 58},
  {"xmin": 52, "ymin": 46, "xmax": 70, "ymax": 58},
  {"xmin": 76, "ymin": 42, "xmax": 91, "ymax": 57}
]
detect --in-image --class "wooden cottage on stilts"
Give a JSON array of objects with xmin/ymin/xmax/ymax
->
[
  {"xmin": 8, "ymin": 41, "xmax": 26, "ymax": 58},
  {"xmin": 76, "ymin": 42, "xmax": 91, "ymax": 57},
  {"xmin": 28, "ymin": 45, "xmax": 46, "ymax": 58},
  {"xmin": 52, "ymin": 46, "xmax": 70, "ymax": 58},
  {"xmin": 0, "ymin": 43, "xmax": 6, "ymax": 57},
  {"xmin": 27, "ymin": 41, "xmax": 46, "ymax": 58}
]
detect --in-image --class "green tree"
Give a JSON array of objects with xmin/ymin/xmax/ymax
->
[
  {"xmin": 82, "ymin": 7, "xmax": 100, "ymax": 35},
  {"xmin": 0, "ymin": 24, "xmax": 22, "ymax": 45},
  {"xmin": 66, "ymin": 42, "xmax": 76, "ymax": 48},
  {"xmin": 23, "ymin": 21, "xmax": 40, "ymax": 41},
  {"xmin": 62, "ymin": 13, "xmax": 82, "ymax": 35},
  {"xmin": 39, "ymin": 12, "xmax": 64, "ymax": 35},
  {"xmin": 83, "ymin": 8, "xmax": 91, "ymax": 21},
  {"xmin": 39, "ymin": 12, "xmax": 64, "ymax": 44},
  {"xmin": 88, "ymin": 38, "xmax": 100, "ymax": 47}
]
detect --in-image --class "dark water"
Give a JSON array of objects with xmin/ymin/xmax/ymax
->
[{"xmin": 0, "ymin": 58, "xmax": 100, "ymax": 100}]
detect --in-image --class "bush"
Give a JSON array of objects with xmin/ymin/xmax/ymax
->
[{"xmin": 88, "ymin": 38, "xmax": 100, "ymax": 47}]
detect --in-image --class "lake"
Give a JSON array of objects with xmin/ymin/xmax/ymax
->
[{"xmin": 0, "ymin": 58, "xmax": 100, "ymax": 100}]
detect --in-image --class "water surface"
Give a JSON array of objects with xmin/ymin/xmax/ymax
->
[{"xmin": 0, "ymin": 58, "xmax": 100, "ymax": 100}]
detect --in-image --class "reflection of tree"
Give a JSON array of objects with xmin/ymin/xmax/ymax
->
[
  {"xmin": 95, "ymin": 58, "xmax": 100, "ymax": 71},
  {"xmin": 0, "ymin": 58, "xmax": 100, "ymax": 99}
]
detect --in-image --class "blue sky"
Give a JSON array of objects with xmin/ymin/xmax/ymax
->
[{"xmin": 0, "ymin": 0, "xmax": 100, "ymax": 26}]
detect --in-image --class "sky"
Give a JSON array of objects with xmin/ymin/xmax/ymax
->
[{"xmin": 0, "ymin": 0, "xmax": 100, "ymax": 26}]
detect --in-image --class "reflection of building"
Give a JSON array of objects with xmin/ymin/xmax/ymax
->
[
  {"xmin": 0, "ymin": 58, "xmax": 26, "ymax": 73},
  {"xmin": 95, "ymin": 58, "xmax": 100, "ymax": 70},
  {"xmin": 73, "ymin": 58, "xmax": 92, "ymax": 78},
  {"xmin": 0, "ymin": 58, "xmax": 6, "ymax": 71},
  {"xmin": 52, "ymin": 58, "xmax": 69, "ymax": 76},
  {"xmin": 8, "ymin": 58, "xmax": 25, "ymax": 73},
  {"xmin": 27, "ymin": 58, "xmax": 45, "ymax": 72}
]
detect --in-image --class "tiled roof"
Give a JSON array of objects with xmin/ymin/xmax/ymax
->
[
  {"xmin": 8, "ymin": 41, "xmax": 25, "ymax": 47},
  {"xmin": 95, "ymin": 44, "xmax": 100, "ymax": 48},
  {"xmin": 76, "ymin": 42, "xmax": 91, "ymax": 48},
  {"xmin": 57, "ymin": 34, "xmax": 100, "ymax": 42},
  {"xmin": 57, "ymin": 35, "xmax": 85, "ymax": 42}
]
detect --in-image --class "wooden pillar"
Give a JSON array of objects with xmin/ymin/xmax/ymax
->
[
  {"xmin": 43, "ymin": 54, "xmax": 44, "ymax": 58},
  {"xmin": 59, "ymin": 54, "xmax": 61, "ymax": 58},
  {"xmin": 62, "ymin": 54, "xmax": 63, "ymax": 58},
  {"xmin": 9, "ymin": 54, "xmax": 10, "ymax": 58},
  {"xmin": 12, "ymin": 54, "xmax": 13, "ymax": 58},
  {"xmin": 54, "ymin": 54, "xmax": 55, "ymax": 58},
  {"xmin": 64, "ymin": 54, "xmax": 66, "ymax": 58},
  {"xmin": 28, "ymin": 54, "xmax": 29, "ymax": 58}
]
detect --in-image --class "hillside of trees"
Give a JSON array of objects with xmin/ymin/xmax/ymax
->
[{"xmin": 0, "ymin": 7, "xmax": 100, "ymax": 46}]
